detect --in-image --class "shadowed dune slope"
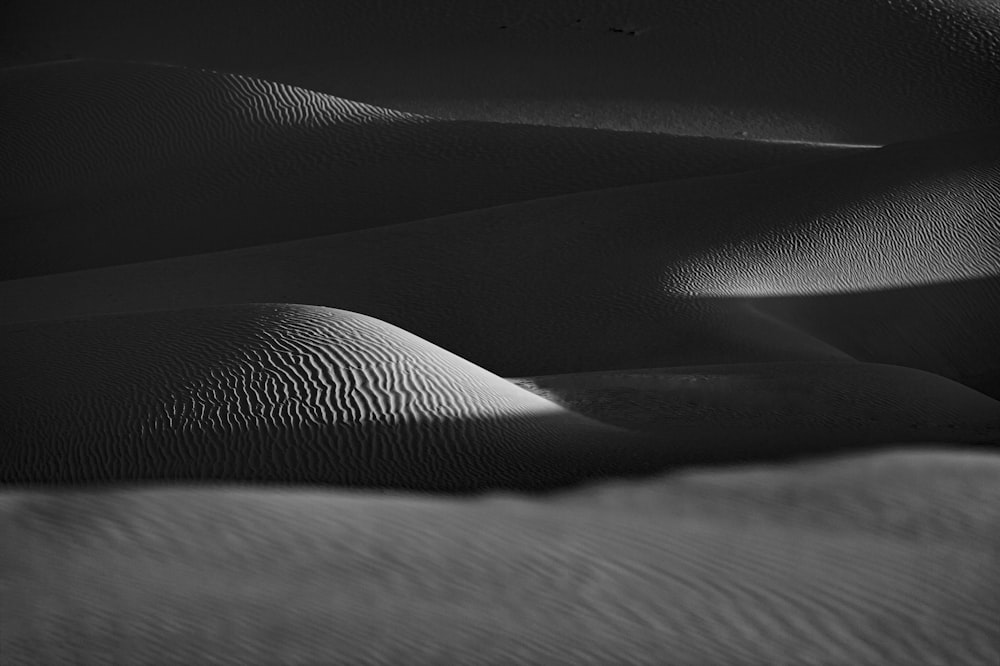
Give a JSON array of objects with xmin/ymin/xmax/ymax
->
[
  {"xmin": 511, "ymin": 362, "xmax": 1000, "ymax": 458},
  {"xmin": 2, "ymin": 450, "xmax": 999, "ymax": 665},
  {"xmin": 3, "ymin": 0, "xmax": 999, "ymax": 142},
  {"xmin": 0, "ymin": 304, "xmax": 673, "ymax": 490},
  {"xmin": 0, "ymin": 60, "xmax": 862, "ymax": 278},
  {"xmin": 2, "ymin": 127, "xmax": 997, "ymax": 390}
]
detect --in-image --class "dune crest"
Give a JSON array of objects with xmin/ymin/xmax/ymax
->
[
  {"xmin": 0, "ymin": 59, "xmax": 862, "ymax": 278},
  {"xmin": 4, "ymin": 4, "xmax": 1000, "ymax": 663},
  {"xmin": 2, "ymin": 127, "xmax": 996, "ymax": 392},
  {"xmin": 4, "ymin": 0, "xmax": 999, "ymax": 141},
  {"xmin": 0, "ymin": 304, "xmax": 669, "ymax": 490}
]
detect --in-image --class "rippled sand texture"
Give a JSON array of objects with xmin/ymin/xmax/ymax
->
[
  {"xmin": 4, "ymin": 0, "xmax": 1000, "ymax": 141},
  {"xmin": 2, "ymin": 60, "xmax": 860, "ymax": 278},
  {"xmin": 4, "ymin": 452, "xmax": 1000, "ymax": 665},
  {"xmin": 3, "ymin": 126, "xmax": 998, "ymax": 391},
  {"xmin": 1, "ymin": 304, "xmax": 667, "ymax": 490},
  {"xmin": 2, "ymin": 0, "xmax": 1000, "ymax": 664}
]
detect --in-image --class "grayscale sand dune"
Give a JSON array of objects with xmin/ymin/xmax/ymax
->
[
  {"xmin": 2, "ymin": 126, "xmax": 996, "ymax": 393},
  {"xmin": 2, "ymin": 450, "xmax": 998, "ymax": 665},
  {"xmin": 0, "ymin": 305, "xmax": 668, "ymax": 492},
  {"xmin": 3, "ymin": 0, "xmax": 998, "ymax": 142},
  {"xmin": 6, "ymin": 305, "xmax": 994, "ymax": 489},
  {"xmin": 512, "ymin": 362, "xmax": 1000, "ymax": 457},
  {"xmin": 0, "ymin": 60, "xmax": 863, "ymax": 278},
  {"xmin": 0, "ymin": 304, "xmax": 674, "ymax": 490},
  {"xmin": 3, "ymin": 3, "xmax": 1000, "ymax": 663}
]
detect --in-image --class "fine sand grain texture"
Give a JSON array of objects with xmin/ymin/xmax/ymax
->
[
  {"xmin": 0, "ymin": 304, "xmax": 667, "ymax": 491},
  {"xmin": 2, "ymin": 450, "xmax": 999, "ymax": 665},
  {"xmin": 2, "ymin": 1, "xmax": 999, "ymax": 142},
  {"xmin": 0, "ymin": 60, "xmax": 862, "ymax": 278},
  {"xmin": 2, "ymin": 126, "xmax": 996, "ymax": 391}
]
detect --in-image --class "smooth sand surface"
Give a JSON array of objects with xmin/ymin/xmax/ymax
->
[
  {"xmin": 2, "ymin": 126, "xmax": 996, "ymax": 393},
  {"xmin": 0, "ymin": 60, "xmax": 862, "ymax": 278},
  {"xmin": 3, "ymin": 1, "xmax": 999, "ymax": 142},
  {"xmin": 0, "ymin": 304, "xmax": 667, "ymax": 491},
  {"xmin": 2, "ymin": 450, "xmax": 998, "ymax": 665},
  {"xmin": 512, "ymin": 362, "xmax": 1000, "ymax": 452}
]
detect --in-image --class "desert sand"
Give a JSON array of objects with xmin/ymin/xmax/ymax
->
[
  {"xmin": 512, "ymin": 362, "xmax": 1000, "ymax": 458},
  {"xmin": 0, "ymin": 304, "xmax": 665, "ymax": 490},
  {"xmin": 5, "ymin": 305, "xmax": 996, "ymax": 489},
  {"xmin": 2, "ymin": 0, "xmax": 999, "ymax": 664},
  {"xmin": 3, "ymin": 450, "xmax": 999, "ymax": 665},
  {"xmin": 3, "ymin": 1, "xmax": 999, "ymax": 142},
  {"xmin": 1, "ymin": 60, "xmax": 860, "ymax": 278},
  {"xmin": 2, "ymin": 125, "xmax": 997, "ymax": 392}
]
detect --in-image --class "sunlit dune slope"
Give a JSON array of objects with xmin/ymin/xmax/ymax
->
[
  {"xmin": 0, "ymin": 304, "xmax": 669, "ymax": 490},
  {"xmin": 3, "ymin": 0, "xmax": 998, "ymax": 142},
  {"xmin": 0, "ymin": 60, "xmax": 862, "ymax": 278},
  {"xmin": 2, "ymin": 127, "xmax": 996, "ymax": 391},
  {"xmin": 3, "ymin": 450, "xmax": 998, "ymax": 665},
  {"xmin": 3, "ymin": 3, "xmax": 999, "ymax": 665},
  {"xmin": 511, "ymin": 362, "xmax": 1000, "ymax": 458}
]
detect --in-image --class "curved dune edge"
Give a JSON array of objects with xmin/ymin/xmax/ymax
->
[
  {"xmin": 2, "ymin": 449, "xmax": 998, "ymax": 665},
  {"xmin": 2, "ymin": 127, "xmax": 997, "ymax": 391},
  {"xmin": 510, "ymin": 362, "xmax": 1000, "ymax": 453},
  {"xmin": 0, "ymin": 59, "xmax": 865, "ymax": 278},
  {"xmin": 4, "ymin": 4, "xmax": 1000, "ymax": 664},
  {"xmin": 3, "ymin": 0, "xmax": 999, "ymax": 142},
  {"xmin": 3, "ymin": 304, "xmax": 994, "ymax": 489},
  {"xmin": 0, "ymin": 303, "xmax": 679, "ymax": 490}
]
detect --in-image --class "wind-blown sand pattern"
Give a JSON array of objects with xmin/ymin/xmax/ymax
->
[
  {"xmin": 3, "ymin": 451, "xmax": 999, "ymax": 665},
  {"xmin": 2, "ymin": 126, "xmax": 997, "ymax": 391},
  {"xmin": 1, "ymin": 60, "xmax": 859, "ymax": 278},
  {"xmin": 0, "ymin": 304, "xmax": 665, "ymax": 490},
  {"xmin": 4, "ymin": 0, "xmax": 999, "ymax": 141},
  {"xmin": 2, "ymin": 0, "xmax": 999, "ymax": 663}
]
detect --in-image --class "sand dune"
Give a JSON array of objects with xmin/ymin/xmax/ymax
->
[
  {"xmin": 512, "ymin": 362, "xmax": 1000, "ymax": 462},
  {"xmin": 0, "ymin": 60, "xmax": 861, "ymax": 278},
  {"xmin": 7, "ymin": 305, "xmax": 993, "ymax": 489},
  {"xmin": 4, "ymin": 3, "xmax": 1000, "ymax": 663},
  {"xmin": 3, "ymin": 1, "xmax": 999, "ymax": 142},
  {"xmin": 3, "ymin": 450, "xmax": 998, "ymax": 665},
  {"xmin": 0, "ymin": 304, "xmax": 674, "ymax": 490},
  {"xmin": 2, "ymin": 126, "xmax": 996, "ymax": 392}
]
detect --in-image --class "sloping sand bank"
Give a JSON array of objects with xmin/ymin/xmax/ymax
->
[
  {"xmin": 512, "ymin": 362, "xmax": 1000, "ymax": 458},
  {"xmin": 3, "ymin": 0, "xmax": 999, "ymax": 141},
  {"xmin": 1, "ymin": 60, "xmax": 860, "ymax": 277},
  {"xmin": 2, "ymin": 127, "xmax": 996, "ymax": 392},
  {"xmin": 0, "ymin": 304, "xmax": 663, "ymax": 490}
]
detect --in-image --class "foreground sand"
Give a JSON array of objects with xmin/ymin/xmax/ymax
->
[{"xmin": 3, "ymin": 450, "xmax": 998, "ymax": 665}]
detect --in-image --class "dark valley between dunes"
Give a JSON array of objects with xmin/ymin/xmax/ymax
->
[{"xmin": 1, "ymin": 1, "xmax": 999, "ymax": 664}]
